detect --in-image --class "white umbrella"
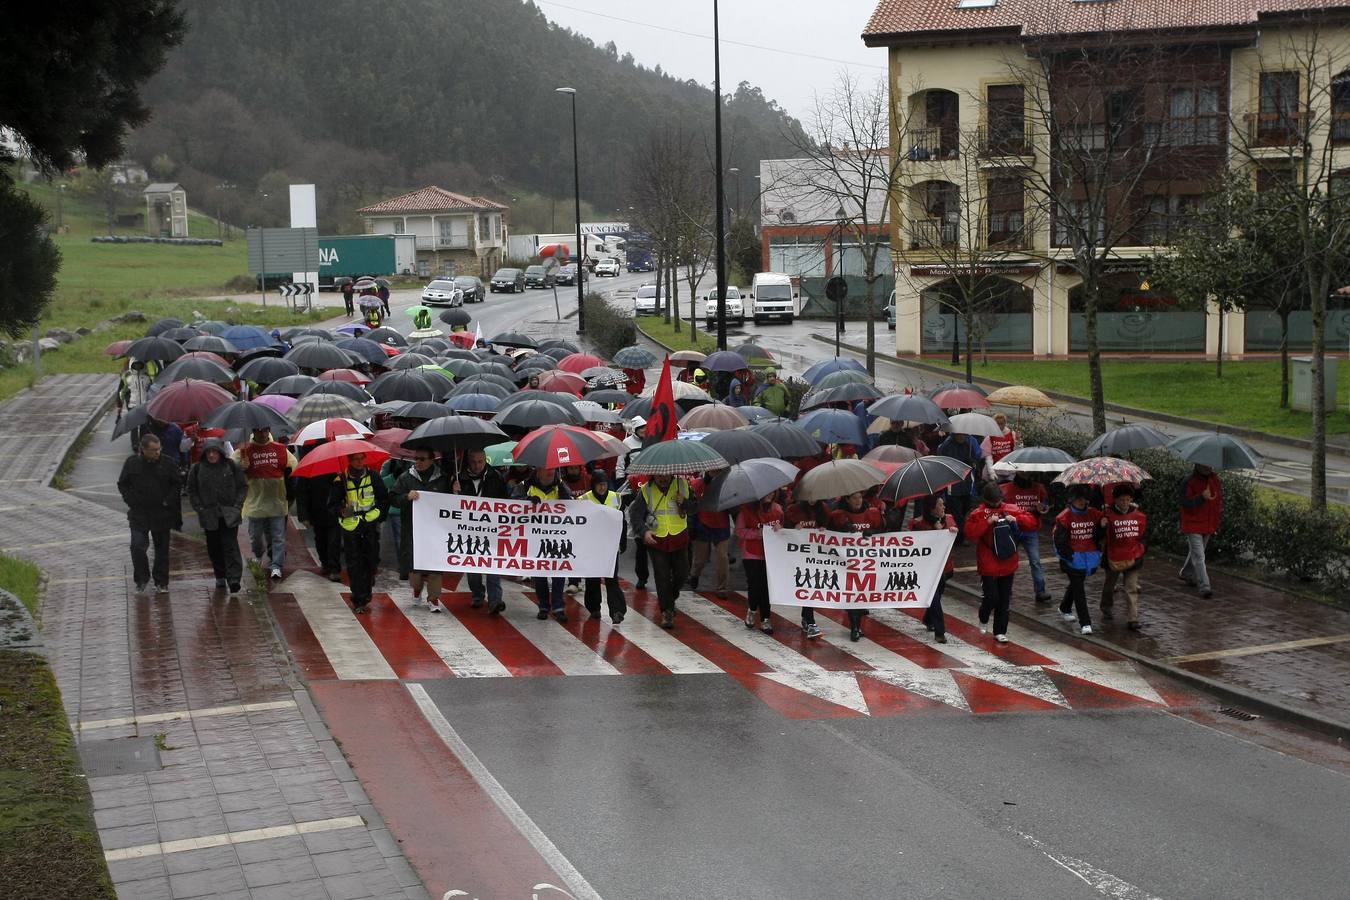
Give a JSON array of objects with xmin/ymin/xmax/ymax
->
[{"xmin": 946, "ymin": 412, "xmax": 1003, "ymax": 438}]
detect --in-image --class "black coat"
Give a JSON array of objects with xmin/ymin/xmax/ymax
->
[
  {"xmin": 118, "ymin": 453, "xmax": 182, "ymax": 531},
  {"xmin": 391, "ymin": 465, "xmax": 452, "ymax": 571},
  {"xmin": 453, "ymin": 465, "xmax": 509, "ymax": 500},
  {"xmin": 187, "ymin": 456, "xmax": 247, "ymax": 529},
  {"xmin": 295, "ymin": 473, "xmax": 341, "ymax": 524}
]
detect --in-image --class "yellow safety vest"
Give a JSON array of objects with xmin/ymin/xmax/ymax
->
[
  {"xmin": 339, "ymin": 472, "xmax": 381, "ymax": 531},
  {"xmin": 581, "ymin": 489, "xmax": 621, "ymax": 510},
  {"xmin": 641, "ymin": 480, "xmax": 688, "ymax": 538},
  {"xmin": 527, "ymin": 482, "xmax": 563, "ymax": 503}
]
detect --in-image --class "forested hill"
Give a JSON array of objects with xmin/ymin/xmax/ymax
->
[{"xmin": 128, "ymin": 0, "xmax": 807, "ymax": 232}]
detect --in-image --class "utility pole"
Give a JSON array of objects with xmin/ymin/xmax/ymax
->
[
  {"xmin": 712, "ymin": 0, "xmax": 729, "ymax": 351},
  {"xmin": 556, "ymin": 86, "xmax": 585, "ymax": 335}
]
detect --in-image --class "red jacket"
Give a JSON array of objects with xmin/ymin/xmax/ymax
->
[
  {"xmin": 1053, "ymin": 506, "xmax": 1103, "ymax": 553},
  {"xmin": 908, "ymin": 513, "xmax": 957, "ymax": 574},
  {"xmin": 735, "ymin": 502, "xmax": 783, "ymax": 561},
  {"xmin": 988, "ymin": 429, "xmax": 1017, "ymax": 463},
  {"xmin": 1103, "ymin": 506, "xmax": 1148, "ymax": 564},
  {"xmin": 1001, "ymin": 481, "xmax": 1047, "ymax": 529},
  {"xmin": 964, "ymin": 502, "xmax": 1037, "ymax": 577},
  {"xmin": 829, "ymin": 506, "xmax": 882, "ymax": 535},
  {"xmin": 1179, "ymin": 472, "xmax": 1222, "ymax": 534}
]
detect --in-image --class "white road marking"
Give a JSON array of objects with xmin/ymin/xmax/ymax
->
[
  {"xmin": 981, "ymin": 617, "xmax": 1167, "ymax": 704},
  {"xmin": 282, "ymin": 570, "xmax": 396, "ymax": 680},
  {"xmin": 78, "ymin": 699, "xmax": 297, "ymax": 732},
  {"xmin": 586, "ymin": 602, "xmax": 724, "ymax": 675},
  {"xmin": 1167, "ymin": 633, "xmax": 1350, "ymax": 664},
  {"xmin": 496, "ymin": 588, "xmax": 620, "ymax": 676},
  {"xmin": 812, "ymin": 615, "xmax": 971, "ymax": 711},
  {"xmin": 1015, "ymin": 829, "xmax": 1165, "ymax": 900},
  {"xmin": 104, "ymin": 815, "xmax": 364, "ymax": 861},
  {"xmin": 407, "ymin": 683, "xmax": 603, "ymax": 900},
  {"xmin": 404, "ymin": 603, "xmax": 513, "ymax": 678}
]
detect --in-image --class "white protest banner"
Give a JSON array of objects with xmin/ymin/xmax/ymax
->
[
  {"xmin": 411, "ymin": 491, "xmax": 624, "ymax": 578},
  {"xmin": 763, "ymin": 527, "xmax": 955, "ymax": 609}
]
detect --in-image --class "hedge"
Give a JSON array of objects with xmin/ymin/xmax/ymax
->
[
  {"xmin": 582, "ymin": 292, "xmax": 637, "ymax": 360},
  {"xmin": 1019, "ymin": 414, "xmax": 1350, "ymax": 595}
]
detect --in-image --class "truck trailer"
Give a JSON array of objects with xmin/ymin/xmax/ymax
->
[{"xmin": 317, "ymin": 234, "xmax": 417, "ymax": 289}]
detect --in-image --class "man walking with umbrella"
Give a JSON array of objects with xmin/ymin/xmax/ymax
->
[
  {"xmin": 118, "ymin": 433, "xmax": 182, "ymax": 595},
  {"xmin": 629, "ymin": 471, "xmax": 697, "ymax": 629},
  {"xmin": 235, "ymin": 426, "xmax": 297, "ymax": 581},
  {"xmin": 391, "ymin": 449, "xmax": 452, "ymax": 612},
  {"xmin": 580, "ymin": 469, "xmax": 626, "ymax": 623},
  {"xmin": 1179, "ymin": 463, "xmax": 1222, "ymax": 598},
  {"xmin": 329, "ymin": 452, "xmax": 389, "ymax": 614},
  {"xmin": 453, "ymin": 449, "xmax": 509, "ymax": 614}
]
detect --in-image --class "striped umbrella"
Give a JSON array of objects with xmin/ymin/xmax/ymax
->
[
  {"xmin": 513, "ymin": 424, "xmax": 616, "ymax": 469},
  {"xmin": 288, "ymin": 394, "xmax": 372, "ymax": 428},
  {"xmin": 626, "ymin": 440, "xmax": 727, "ymax": 476},
  {"xmin": 290, "ymin": 417, "xmax": 374, "ymax": 446}
]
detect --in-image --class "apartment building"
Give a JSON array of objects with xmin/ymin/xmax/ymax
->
[
  {"xmin": 863, "ymin": 0, "xmax": 1350, "ymax": 357},
  {"xmin": 358, "ymin": 186, "xmax": 509, "ymax": 278}
]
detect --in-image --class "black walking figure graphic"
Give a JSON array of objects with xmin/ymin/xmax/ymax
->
[
  {"xmin": 475, "ymin": 535, "xmax": 491, "ymax": 555},
  {"xmin": 445, "ymin": 533, "xmax": 463, "ymax": 554},
  {"xmin": 885, "ymin": 570, "xmax": 903, "ymax": 591},
  {"xmin": 560, "ymin": 539, "xmax": 574, "ymax": 559},
  {"xmin": 824, "ymin": 569, "xmax": 840, "ymax": 590},
  {"xmin": 795, "ymin": 568, "xmax": 812, "ymax": 588}
]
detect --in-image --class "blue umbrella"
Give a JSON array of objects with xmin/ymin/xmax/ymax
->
[
  {"xmin": 802, "ymin": 357, "xmax": 867, "ymax": 385},
  {"xmin": 703, "ymin": 350, "xmax": 751, "ymax": 373},
  {"xmin": 446, "ymin": 392, "xmax": 503, "ymax": 413},
  {"xmin": 221, "ymin": 324, "xmax": 272, "ymax": 351},
  {"xmin": 796, "ymin": 407, "xmax": 866, "ymax": 446},
  {"xmin": 335, "ymin": 338, "xmax": 388, "ymax": 366}
]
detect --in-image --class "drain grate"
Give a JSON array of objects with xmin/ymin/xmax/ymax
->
[
  {"xmin": 77, "ymin": 735, "xmax": 162, "ymax": 777},
  {"xmin": 1216, "ymin": 706, "xmax": 1260, "ymax": 721}
]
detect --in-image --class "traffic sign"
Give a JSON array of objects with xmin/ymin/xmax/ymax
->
[
  {"xmin": 826, "ymin": 276, "xmax": 848, "ymax": 303},
  {"xmin": 279, "ymin": 283, "xmax": 314, "ymax": 297}
]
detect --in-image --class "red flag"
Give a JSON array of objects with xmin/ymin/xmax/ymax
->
[{"xmin": 648, "ymin": 356, "xmax": 679, "ymax": 443}]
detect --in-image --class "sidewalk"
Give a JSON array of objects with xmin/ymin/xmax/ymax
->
[
  {"xmin": 0, "ymin": 376, "xmax": 426, "ymax": 899},
  {"xmin": 943, "ymin": 535, "xmax": 1350, "ymax": 736}
]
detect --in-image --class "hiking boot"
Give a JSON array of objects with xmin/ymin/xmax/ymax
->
[
  {"xmin": 935, "ymin": 633, "xmax": 948, "ymax": 644},
  {"xmin": 744, "ymin": 609, "xmax": 756, "ymax": 629},
  {"xmin": 536, "ymin": 608, "xmax": 549, "ymax": 620},
  {"xmin": 803, "ymin": 623, "xmax": 822, "ymax": 639},
  {"xmin": 661, "ymin": 610, "xmax": 675, "ymax": 629}
]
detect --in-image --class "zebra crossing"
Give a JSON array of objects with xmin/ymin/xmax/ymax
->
[{"xmin": 269, "ymin": 569, "xmax": 1180, "ymax": 720}]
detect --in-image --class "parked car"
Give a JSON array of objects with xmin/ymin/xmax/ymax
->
[
  {"xmin": 595, "ymin": 258, "xmax": 621, "ymax": 277},
  {"xmin": 454, "ymin": 275, "xmax": 485, "ymax": 304},
  {"xmin": 524, "ymin": 265, "xmax": 553, "ymax": 289},
  {"xmin": 421, "ymin": 278, "xmax": 463, "ymax": 307},
  {"xmin": 490, "ymin": 268, "xmax": 525, "ymax": 293},
  {"xmin": 556, "ymin": 263, "xmax": 586, "ymax": 286},
  {"xmin": 885, "ymin": 290, "xmax": 896, "ymax": 331},
  {"xmin": 703, "ymin": 286, "xmax": 744, "ymax": 328},
  {"xmin": 634, "ymin": 283, "xmax": 661, "ymax": 316}
]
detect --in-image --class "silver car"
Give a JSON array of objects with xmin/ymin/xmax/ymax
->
[{"xmin": 421, "ymin": 279, "xmax": 463, "ymax": 307}]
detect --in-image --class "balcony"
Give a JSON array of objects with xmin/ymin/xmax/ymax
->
[
  {"xmin": 1143, "ymin": 115, "xmax": 1225, "ymax": 148},
  {"xmin": 415, "ymin": 234, "xmax": 470, "ymax": 250},
  {"xmin": 980, "ymin": 217, "xmax": 1029, "ymax": 251},
  {"xmin": 976, "ymin": 126, "xmax": 1034, "ymax": 161},
  {"xmin": 1244, "ymin": 111, "xmax": 1308, "ymax": 149},
  {"xmin": 904, "ymin": 127, "xmax": 959, "ymax": 162},
  {"xmin": 1333, "ymin": 113, "xmax": 1350, "ymax": 144},
  {"xmin": 908, "ymin": 219, "xmax": 959, "ymax": 250}
]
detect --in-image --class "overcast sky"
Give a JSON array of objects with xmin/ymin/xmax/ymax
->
[{"xmin": 532, "ymin": 0, "xmax": 887, "ymax": 122}]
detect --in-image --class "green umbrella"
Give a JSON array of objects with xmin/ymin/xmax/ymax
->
[
  {"xmin": 406, "ymin": 304, "xmax": 434, "ymax": 318},
  {"xmin": 484, "ymin": 440, "xmax": 521, "ymax": 467},
  {"xmin": 416, "ymin": 364, "xmax": 456, "ymax": 383},
  {"xmin": 627, "ymin": 440, "xmax": 728, "ymax": 476}
]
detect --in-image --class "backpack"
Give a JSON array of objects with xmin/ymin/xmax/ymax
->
[{"xmin": 991, "ymin": 517, "xmax": 1018, "ymax": 560}]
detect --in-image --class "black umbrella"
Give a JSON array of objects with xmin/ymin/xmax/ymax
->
[
  {"xmin": 878, "ymin": 456, "xmax": 972, "ymax": 503},
  {"xmin": 477, "ymin": 361, "xmax": 517, "ymax": 381},
  {"xmin": 155, "ymin": 357, "xmax": 236, "ymax": 386},
  {"xmin": 536, "ymin": 338, "xmax": 582, "ymax": 354},
  {"xmin": 802, "ymin": 382, "xmax": 884, "ymax": 410},
  {"xmin": 702, "ymin": 458, "xmax": 799, "ymax": 511},
  {"xmin": 439, "ymin": 308, "xmax": 472, "ymax": 328},
  {"xmin": 437, "ymin": 358, "xmax": 483, "ymax": 380},
  {"xmin": 120, "ymin": 336, "xmax": 185, "ymax": 363},
  {"xmin": 145, "ymin": 317, "xmax": 185, "ymax": 337},
  {"xmin": 612, "ymin": 345, "xmax": 658, "ymax": 368},
  {"xmin": 698, "ymin": 429, "xmax": 781, "ymax": 464},
  {"xmin": 492, "ymin": 331, "xmax": 538, "ymax": 349},
  {"xmin": 457, "ymin": 373, "xmax": 518, "ymax": 394},
  {"xmin": 388, "ymin": 352, "xmax": 437, "ymax": 370},
  {"xmin": 261, "ymin": 374, "xmax": 320, "ymax": 397},
  {"xmin": 237, "ymin": 357, "xmax": 300, "ymax": 383},
  {"xmin": 584, "ymin": 388, "xmax": 631, "ymax": 406},
  {"xmin": 370, "ymin": 370, "xmax": 444, "ymax": 403},
  {"xmin": 233, "ymin": 346, "xmax": 284, "ymax": 367},
  {"xmin": 437, "ymin": 349, "xmax": 481, "ymax": 363},
  {"xmin": 1084, "ymin": 423, "xmax": 1173, "ymax": 457},
  {"xmin": 992, "ymin": 446, "xmax": 1077, "ymax": 473},
  {"xmin": 620, "ymin": 396, "xmax": 654, "ymax": 420},
  {"xmin": 203, "ymin": 400, "xmax": 296, "ymax": 440},
  {"xmin": 365, "ymin": 327, "xmax": 408, "ymax": 347},
  {"xmin": 513, "ymin": 356, "xmax": 556, "ymax": 374},
  {"xmin": 415, "ymin": 338, "xmax": 452, "ymax": 354},
  {"xmin": 540, "ymin": 346, "xmax": 571, "ymax": 362},
  {"xmin": 867, "ymin": 393, "xmax": 950, "ymax": 427},
  {"xmin": 492, "ymin": 398, "xmax": 582, "ymax": 429},
  {"xmin": 446, "ymin": 392, "xmax": 503, "ymax": 414},
  {"xmin": 112, "ymin": 404, "xmax": 150, "ymax": 439},
  {"xmin": 748, "ymin": 419, "xmax": 822, "ymax": 457},
  {"xmin": 498, "ymin": 390, "xmax": 577, "ymax": 413},
  {"xmin": 290, "ymin": 327, "xmax": 335, "ymax": 342},
  {"xmin": 285, "ymin": 342, "xmax": 354, "ymax": 371},
  {"xmin": 304, "ymin": 380, "xmax": 373, "ymax": 403},
  {"xmin": 192, "ymin": 320, "xmax": 230, "ymax": 336},
  {"xmin": 161, "ymin": 326, "xmax": 205, "ymax": 343},
  {"xmin": 448, "ymin": 380, "xmax": 512, "ymax": 400},
  {"xmin": 403, "ymin": 416, "xmax": 508, "ymax": 453},
  {"xmin": 183, "ymin": 335, "xmax": 239, "ymax": 355},
  {"xmin": 393, "ymin": 400, "xmax": 454, "ymax": 421},
  {"xmin": 336, "ymin": 338, "xmax": 387, "ymax": 366}
]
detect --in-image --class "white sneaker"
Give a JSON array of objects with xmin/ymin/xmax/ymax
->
[
  {"xmin": 429, "ymin": 600, "xmax": 443, "ymax": 614},
  {"xmin": 995, "ymin": 634, "xmax": 1010, "ymax": 643},
  {"xmin": 1080, "ymin": 625, "xmax": 1093, "ymax": 635},
  {"xmin": 979, "ymin": 623, "xmax": 990, "ymax": 635},
  {"xmin": 270, "ymin": 566, "xmax": 282, "ymax": 580},
  {"xmin": 1060, "ymin": 611, "xmax": 1077, "ymax": 623}
]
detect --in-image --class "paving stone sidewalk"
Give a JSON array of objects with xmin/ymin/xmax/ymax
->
[
  {"xmin": 0, "ymin": 375, "xmax": 427, "ymax": 899},
  {"xmin": 945, "ymin": 533, "xmax": 1350, "ymax": 731}
]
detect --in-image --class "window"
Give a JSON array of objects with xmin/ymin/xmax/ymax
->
[
  {"xmin": 1257, "ymin": 71, "xmax": 1301, "ymax": 144},
  {"xmin": 1106, "ymin": 88, "xmax": 1142, "ymax": 145},
  {"xmin": 1054, "ymin": 198, "xmax": 1105, "ymax": 247},
  {"xmin": 1256, "ymin": 163, "xmax": 1295, "ymax": 194},
  {"xmin": 985, "ymin": 177, "xmax": 1025, "ymax": 246},
  {"xmin": 1148, "ymin": 87, "xmax": 1221, "ymax": 146},
  {"xmin": 1061, "ymin": 122, "xmax": 1106, "ymax": 151},
  {"xmin": 1141, "ymin": 193, "xmax": 1207, "ymax": 244},
  {"xmin": 1333, "ymin": 71, "xmax": 1350, "ymax": 143},
  {"xmin": 493, "ymin": 215, "xmax": 502, "ymax": 239},
  {"xmin": 986, "ymin": 85, "xmax": 1025, "ymax": 154}
]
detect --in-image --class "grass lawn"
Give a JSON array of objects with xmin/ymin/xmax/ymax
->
[
  {"xmin": 636, "ymin": 315, "xmax": 718, "ymax": 354},
  {"xmin": 0, "ymin": 555, "xmax": 42, "ymax": 619},
  {"xmin": 925, "ymin": 358, "xmax": 1350, "ymax": 439}
]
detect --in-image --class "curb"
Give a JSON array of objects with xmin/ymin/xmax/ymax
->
[
  {"xmin": 809, "ymin": 333, "xmax": 1350, "ymax": 460},
  {"xmin": 945, "ymin": 579, "xmax": 1350, "ymax": 743}
]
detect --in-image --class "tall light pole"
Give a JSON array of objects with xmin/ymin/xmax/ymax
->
[
  {"xmin": 556, "ymin": 86, "xmax": 585, "ymax": 335},
  {"xmin": 729, "ymin": 167, "xmax": 741, "ymax": 217},
  {"xmin": 712, "ymin": 0, "xmax": 729, "ymax": 350}
]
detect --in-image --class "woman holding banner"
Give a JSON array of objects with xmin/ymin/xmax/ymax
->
[
  {"xmin": 907, "ymin": 496, "xmax": 958, "ymax": 644},
  {"xmin": 514, "ymin": 467, "xmax": 573, "ymax": 621},
  {"xmin": 829, "ymin": 491, "xmax": 883, "ymax": 642}
]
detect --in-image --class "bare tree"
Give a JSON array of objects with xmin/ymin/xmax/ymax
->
[{"xmin": 781, "ymin": 74, "xmax": 898, "ymax": 375}]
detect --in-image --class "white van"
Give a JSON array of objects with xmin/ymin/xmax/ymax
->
[{"xmin": 749, "ymin": 272, "xmax": 796, "ymax": 325}]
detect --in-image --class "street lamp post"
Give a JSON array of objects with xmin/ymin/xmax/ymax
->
[
  {"xmin": 712, "ymin": 0, "xmax": 729, "ymax": 351},
  {"xmin": 835, "ymin": 205, "xmax": 847, "ymax": 338},
  {"xmin": 729, "ymin": 167, "xmax": 741, "ymax": 217},
  {"xmin": 556, "ymin": 86, "xmax": 585, "ymax": 335}
]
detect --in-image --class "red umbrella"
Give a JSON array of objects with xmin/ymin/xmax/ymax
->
[
  {"xmin": 380, "ymin": 344, "xmax": 403, "ymax": 357},
  {"xmin": 931, "ymin": 388, "xmax": 991, "ymax": 409},
  {"xmin": 146, "ymin": 379, "xmax": 235, "ymax": 424},
  {"xmin": 318, "ymin": 368, "xmax": 372, "ymax": 385},
  {"xmin": 104, "ymin": 340, "xmax": 132, "ymax": 357},
  {"xmin": 556, "ymin": 353, "xmax": 606, "ymax": 374},
  {"xmin": 178, "ymin": 350, "xmax": 232, "ymax": 368},
  {"xmin": 537, "ymin": 371, "xmax": 587, "ymax": 395},
  {"xmin": 369, "ymin": 427, "xmax": 416, "ymax": 460},
  {"xmin": 513, "ymin": 424, "xmax": 615, "ymax": 469},
  {"xmin": 448, "ymin": 331, "xmax": 476, "ymax": 349},
  {"xmin": 291, "ymin": 438, "xmax": 390, "ymax": 477}
]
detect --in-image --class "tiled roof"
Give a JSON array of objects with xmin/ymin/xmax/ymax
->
[
  {"xmin": 863, "ymin": 0, "xmax": 1350, "ymax": 44},
  {"xmin": 358, "ymin": 186, "xmax": 508, "ymax": 215}
]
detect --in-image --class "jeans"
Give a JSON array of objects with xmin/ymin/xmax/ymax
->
[
  {"xmin": 1180, "ymin": 532, "xmax": 1212, "ymax": 592},
  {"xmin": 979, "ymin": 574, "xmax": 1014, "ymax": 636},
  {"xmin": 648, "ymin": 545, "xmax": 689, "ymax": 613},
  {"xmin": 467, "ymin": 572, "xmax": 502, "ymax": 604},
  {"xmin": 533, "ymin": 576, "xmax": 565, "ymax": 612},
  {"xmin": 204, "ymin": 524, "xmax": 243, "ymax": 584},
  {"xmin": 1060, "ymin": 567, "xmax": 1091, "ymax": 627},
  {"xmin": 130, "ymin": 526, "xmax": 171, "ymax": 587},
  {"xmin": 923, "ymin": 573, "xmax": 950, "ymax": 636},
  {"xmin": 248, "ymin": 516, "xmax": 286, "ymax": 569},
  {"xmin": 691, "ymin": 538, "xmax": 729, "ymax": 593},
  {"xmin": 1016, "ymin": 528, "xmax": 1047, "ymax": 597}
]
